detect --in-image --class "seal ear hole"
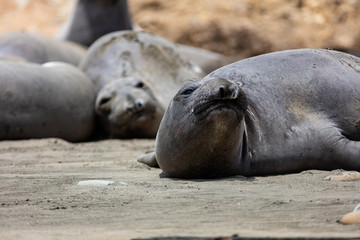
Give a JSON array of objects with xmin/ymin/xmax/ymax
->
[{"xmin": 135, "ymin": 81, "xmax": 144, "ymax": 88}]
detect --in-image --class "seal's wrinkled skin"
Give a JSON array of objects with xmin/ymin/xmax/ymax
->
[
  {"xmin": 139, "ymin": 49, "xmax": 360, "ymax": 178},
  {"xmin": 80, "ymin": 30, "xmax": 203, "ymax": 138}
]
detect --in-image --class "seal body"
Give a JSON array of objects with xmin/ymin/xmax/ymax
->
[
  {"xmin": 80, "ymin": 30, "xmax": 203, "ymax": 138},
  {"xmin": 139, "ymin": 49, "xmax": 360, "ymax": 178},
  {"xmin": 178, "ymin": 44, "xmax": 235, "ymax": 74},
  {"xmin": 0, "ymin": 61, "xmax": 95, "ymax": 141},
  {"xmin": 0, "ymin": 32, "xmax": 86, "ymax": 65},
  {"xmin": 57, "ymin": 0, "xmax": 133, "ymax": 46}
]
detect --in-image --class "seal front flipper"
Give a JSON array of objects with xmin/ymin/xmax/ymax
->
[
  {"xmin": 325, "ymin": 128, "xmax": 360, "ymax": 171},
  {"xmin": 137, "ymin": 152, "xmax": 159, "ymax": 168}
]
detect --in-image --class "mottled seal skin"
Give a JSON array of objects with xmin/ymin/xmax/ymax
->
[
  {"xmin": 57, "ymin": 0, "xmax": 133, "ymax": 46},
  {"xmin": 0, "ymin": 32, "xmax": 86, "ymax": 65},
  {"xmin": 0, "ymin": 61, "xmax": 95, "ymax": 142},
  {"xmin": 80, "ymin": 30, "xmax": 203, "ymax": 138},
  {"xmin": 138, "ymin": 49, "xmax": 360, "ymax": 178}
]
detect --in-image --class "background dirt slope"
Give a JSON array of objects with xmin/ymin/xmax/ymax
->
[{"xmin": 2, "ymin": 0, "xmax": 360, "ymax": 59}]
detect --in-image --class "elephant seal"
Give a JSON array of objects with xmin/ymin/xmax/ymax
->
[
  {"xmin": 178, "ymin": 44, "xmax": 235, "ymax": 74},
  {"xmin": 138, "ymin": 49, "xmax": 360, "ymax": 178},
  {"xmin": 56, "ymin": 0, "xmax": 231, "ymax": 73},
  {"xmin": 0, "ymin": 61, "xmax": 95, "ymax": 141},
  {"xmin": 80, "ymin": 30, "xmax": 204, "ymax": 138},
  {"xmin": 0, "ymin": 32, "xmax": 86, "ymax": 65},
  {"xmin": 57, "ymin": 0, "xmax": 133, "ymax": 46}
]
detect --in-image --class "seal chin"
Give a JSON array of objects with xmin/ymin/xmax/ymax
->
[{"xmin": 107, "ymin": 106, "xmax": 163, "ymax": 138}]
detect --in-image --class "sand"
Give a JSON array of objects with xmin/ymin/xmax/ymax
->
[{"xmin": 0, "ymin": 138, "xmax": 359, "ymax": 239}]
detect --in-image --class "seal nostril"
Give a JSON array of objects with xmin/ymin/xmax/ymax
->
[
  {"xmin": 232, "ymin": 89, "xmax": 238, "ymax": 99},
  {"xmin": 136, "ymin": 100, "xmax": 144, "ymax": 110},
  {"xmin": 127, "ymin": 100, "xmax": 144, "ymax": 113},
  {"xmin": 219, "ymin": 87, "xmax": 225, "ymax": 98},
  {"xmin": 137, "ymin": 101, "xmax": 144, "ymax": 109}
]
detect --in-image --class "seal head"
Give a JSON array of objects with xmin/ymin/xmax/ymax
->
[
  {"xmin": 155, "ymin": 78, "xmax": 249, "ymax": 178},
  {"xmin": 95, "ymin": 77, "xmax": 164, "ymax": 138}
]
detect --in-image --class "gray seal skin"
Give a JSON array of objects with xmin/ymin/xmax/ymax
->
[
  {"xmin": 138, "ymin": 49, "xmax": 360, "ymax": 178},
  {"xmin": 57, "ymin": 0, "xmax": 133, "ymax": 46},
  {"xmin": 56, "ymin": 0, "xmax": 230, "ymax": 72},
  {"xmin": 0, "ymin": 61, "xmax": 95, "ymax": 142},
  {"xmin": 80, "ymin": 30, "xmax": 204, "ymax": 138},
  {"xmin": 0, "ymin": 32, "xmax": 86, "ymax": 65},
  {"xmin": 178, "ymin": 44, "xmax": 235, "ymax": 74}
]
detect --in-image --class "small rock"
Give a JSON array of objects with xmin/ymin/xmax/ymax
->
[
  {"xmin": 77, "ymin": 180, "xmax": 115, "ymax": 186},
  {"xmin": 324, "ymin": 171, "xmax": 360, "ymax": 181},
  {"xmin": 77, "ymin": 180, "xmax": 128, "ymax": 186},
  {"xmin": 339, "ymin": 212, "xmax": 360, "ymax": 225}
]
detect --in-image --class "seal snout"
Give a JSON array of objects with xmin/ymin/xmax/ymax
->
[
  {"xmin": 218, "ymin": 84, "xmax": 239, "ymax": 99},
  {"xmin": 202, "ymin": 78, "xmax": 238, "ymax": 99},
  {"xmin": 208, "ymin": 78, "xmax": 242, "ymax": 101},
  {"xmin": 126, "ymin": 99, "xmax": 145, "ymax": 113},
  {"xmin": 191, "ymin": 78, "xmax": 247, "ymax": 118},
  {"xmin": 96, "ymin": 90, "xmax": 146, "ymax": 117}
]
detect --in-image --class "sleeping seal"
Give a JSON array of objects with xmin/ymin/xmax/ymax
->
[
  {"xmin": 0, "ymin": 32, "xmax": 86, "ymax": 65},
  {"xmin": 0, "ymin": 61, "xmax": 95, "ymax": 141},
  {"xmin": 138, "ymin": 49, "xmax": 360, "ymax": 178},
  {"xmin": 80, "ymin": 30, "xmax": 203, "ymax": 138}
]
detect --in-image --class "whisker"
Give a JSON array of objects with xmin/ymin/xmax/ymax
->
[
  {"xmin": 171, "ymin": 108, "xmax": 192, "ymax": 133},
  {"xmin": 175, "ymin": 112, "xmax": 193, "ymax": 139}
]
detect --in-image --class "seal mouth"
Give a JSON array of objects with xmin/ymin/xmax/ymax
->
[
  {"xmin": 192, "ymin": 99, "xmax": 246, "ymax": 122},
  {"xmin": 102, "ymin": 106, "xmax": 160, "ymax": 138},
  {"xmin": 114, "ymin": 107, "xmax": 156, "ymax": 126}
]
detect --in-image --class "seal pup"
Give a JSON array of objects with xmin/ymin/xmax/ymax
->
[
  {"xmin": 57, "ymin": 0, "xmax": 133, "ymax": 46},
  {"xmin": 80, "ymin": 30, "xmax": 203, "ymax": 138},
  {"xmin": 138, "ymin": 49, "xmax": 360, "ymax": 178},
  {"xmin": 0, "ymin": 32, "xmax": 86, "ymax": 65},
  {"xmin": 0, "ymin": 61, "xmax": 95, "ymax": 141}
]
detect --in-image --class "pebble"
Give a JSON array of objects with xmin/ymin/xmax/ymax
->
[
  {"xmin": 77, "ymin": 180, "xmax": 128, "ymax": 186},
  {"xmin": 339, "ymin": 204, "xmax": 360, "ymax": 225},
  {"xmin": 339, "ymin": 212, "xmax": 360, "ymax": 225},
  {"xmin": 324, "ymin": 171, "xmax": 360, "ymax": 181}
]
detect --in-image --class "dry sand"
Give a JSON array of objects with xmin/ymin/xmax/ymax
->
[{"xmin": 0, "ymin": 138, "xmax": 359, "ymax": 239}]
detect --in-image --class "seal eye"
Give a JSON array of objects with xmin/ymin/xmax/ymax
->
[
  {"xmin": 181, "ymin": 87, "xmax": 196, "ymax": 96},
  {"xmin": 135, "ymin": 82, "xmax": 144, "ymax": 88}
]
